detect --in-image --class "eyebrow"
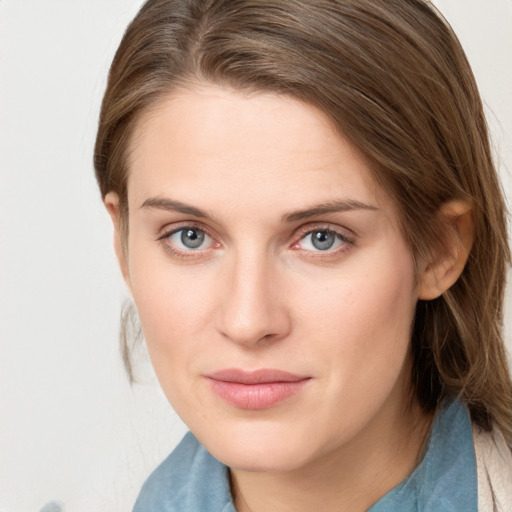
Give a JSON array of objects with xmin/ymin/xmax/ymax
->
[
  {"xmin": 140, "ymin": 196, "xmax": 378, "ymax": 222},
  {"xmin": 141, "ymin": 197, "xmax": 209, "ymax": 218},
  {"xmin": 282, "ymin": 199, "xmax": 378, "ymax": 223}
]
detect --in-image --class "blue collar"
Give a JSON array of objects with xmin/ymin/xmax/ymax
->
[
  {"xmin": 133, "ymin": 399, "xmax": 477, "ymax": 512},
  {"xmin": 367, "ymin": 399, "xmax": 477, "ymax": 511}
]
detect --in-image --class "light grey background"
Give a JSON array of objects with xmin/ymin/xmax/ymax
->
[{"xmin": 0, "ymin": 1, "xmax": 510, "ymax": 511}]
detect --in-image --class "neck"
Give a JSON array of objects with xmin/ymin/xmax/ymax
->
[{"xmin": 230, "ymin": 399, "xmax": 433, "ymax": 512}]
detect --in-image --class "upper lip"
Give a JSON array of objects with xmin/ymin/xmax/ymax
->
[{"xmin": 206, "ymin": 368, "xmax": 310, "ymax": 384}]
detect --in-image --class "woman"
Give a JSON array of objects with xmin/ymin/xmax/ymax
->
[{"xmin": 94, "ymin": 0, "xmax": 512, "ymax": 510}]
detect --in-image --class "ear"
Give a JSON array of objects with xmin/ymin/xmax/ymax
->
[
  {"xmin": 418, "ymin": 200, "xmax": 474, "ymax": 300},
  {"xmin": 104, "ymin": 192, "xmax": 132, "ymax": 294}
]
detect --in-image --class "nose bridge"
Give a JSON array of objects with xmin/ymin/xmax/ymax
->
[{"xmin": 216, "ymin": 245, "xmax": 289, "ymax": 346}]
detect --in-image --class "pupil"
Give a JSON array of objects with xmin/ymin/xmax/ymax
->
[
  {"xmin": 312, "ymin": 231, "xmax": 335, "ymax": 250},
  {"xmin": 181, "ymin": 229, "xmax": 205, "ymax": 249}
]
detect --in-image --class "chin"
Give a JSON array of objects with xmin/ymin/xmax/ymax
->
[
  {"xmin": 211, "ymin": 442, "xmax": 310, "ymax": 473},
  {"xmin": 195, "ymin": 420, "xmax": 320, "ymax": 473}
]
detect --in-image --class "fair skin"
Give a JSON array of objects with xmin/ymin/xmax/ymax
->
[{"xmin": 106, "ymin": 84, "xmax": 471, "ymax": 512}]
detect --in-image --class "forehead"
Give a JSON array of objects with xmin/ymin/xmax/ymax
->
[{"xmin": 127, "ymin": 84, "xmax": 391, "ymax": 216}]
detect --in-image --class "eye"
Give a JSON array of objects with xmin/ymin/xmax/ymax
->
[
  {"xmin": 160, "ymin": 227, "xmax": 214, "ymax": 252},
  {"xmin": 297, "ymin": 229, "xmax": 349, "ymax": 252},
  {"xmin": 176, "ymin": 228, "xmax": 207, "ymax": 249}
]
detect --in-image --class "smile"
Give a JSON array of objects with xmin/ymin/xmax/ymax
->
[{"xmin": 206, "ymin": 369, "xmax": 311, "ymax": 410}]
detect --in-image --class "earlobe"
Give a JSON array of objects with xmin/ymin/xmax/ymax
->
[
  {"xmin": 418, "ymin": 200, "xmax": 474, "ymax": 300},
  {"xmin": 104, "ymin": 192, "xmax": 132, "ymax": 294}
]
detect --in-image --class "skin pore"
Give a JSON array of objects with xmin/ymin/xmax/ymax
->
[{"xmin": 105, "ymin": 84, "xmax": 472, "ymax": 512}]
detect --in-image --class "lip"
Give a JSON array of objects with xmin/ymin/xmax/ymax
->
[{"xmin": 206, "ymin": 369, "xmax": 311, "ymax": 410}]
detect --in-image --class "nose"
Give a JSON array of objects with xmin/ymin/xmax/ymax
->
[{"xmin": 215, "ymin": 251, "xmax": 291, "ymax": 347}]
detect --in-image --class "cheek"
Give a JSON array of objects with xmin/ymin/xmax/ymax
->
[
  {"xmin": 127, "ymin": 258, "xmax": 218, "ymax": 416},
  {"xmin": 126, "ymin": 244, "xmax": 215, "ymax": 362},
  {"xmin": 294, "ymin": 247, "xmax": 418, "ymax": 379}
]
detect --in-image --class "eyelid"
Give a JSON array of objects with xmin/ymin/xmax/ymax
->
[
  {"xmin": 157, "ymin": 221, "xmax": 217, "ymax": 242},
  {"xmin": 156, "ymin": 221, "xmax": 222, "ymax": 259},
  {"xmin": 289, "ymin": 222, "xmax": 356, "ymax": 258},
  {"xmin": 293, "ymin": 222, "xmax": 356, "ymax": 244}
]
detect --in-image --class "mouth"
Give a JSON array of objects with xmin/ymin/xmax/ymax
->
[{"xmin": 205, "ymin": 369, "xmax": 311, "ymax": 410}]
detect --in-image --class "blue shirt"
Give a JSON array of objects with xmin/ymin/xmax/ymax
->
[{"xmin": 133, "ymin": 399, "xmax": 477, "ymax": 511}]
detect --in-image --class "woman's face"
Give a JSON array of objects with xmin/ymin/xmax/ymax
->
[{"xmin": 116, "ymin": 84, "xmax": 422, "ymax": 472}]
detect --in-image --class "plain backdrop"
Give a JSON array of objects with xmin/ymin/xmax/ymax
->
[{"xmin": 0, "ymin": 1, "xmax": 511, "ymax": 511}]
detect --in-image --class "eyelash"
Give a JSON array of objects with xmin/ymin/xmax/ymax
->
[
  {"xmin": 156, "ymin": 223, "xmax": 355, "ymax": 260},
  {"xmin": 291, "ymin": 224, "xmax": 354, "ymax": 256},
  {"xmin": 157, "ymin": 223, "xmax": 220, "ymax": 259}
]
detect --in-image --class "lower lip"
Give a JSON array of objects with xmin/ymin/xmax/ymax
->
[{"xmin": 207, "ymin": 379, "xmax": 309, "ymax": 410}]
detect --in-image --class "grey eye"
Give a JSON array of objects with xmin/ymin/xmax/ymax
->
[
  {"xmin": 311, "ymin": 230, "xmax": 336, "ymax": 250},
  {"xmin": 297, "ymin": 229, "xmax": 347, "ymax": 252},
  {"xmin": 180, "ymin": 228, "xmax": 206, "ymax": 249}
]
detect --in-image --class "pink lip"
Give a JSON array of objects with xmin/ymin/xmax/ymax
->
[{"xmin": 206, "ymin": 369, "xmax": 310, "ymax": 410}]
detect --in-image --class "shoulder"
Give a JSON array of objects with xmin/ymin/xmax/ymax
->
[
  {"xmin": 133, "ymin": 432, "xmax": 234, "ymax": 512},
  {"xmin": 473, "ymin": 424, "xmax": 512, "ymax": 512}
]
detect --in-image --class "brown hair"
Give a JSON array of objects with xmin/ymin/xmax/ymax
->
[{"xmin": 94, "ymin": 0, "xmax": 512, "ymax": 444}]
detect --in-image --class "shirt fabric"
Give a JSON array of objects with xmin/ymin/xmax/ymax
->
[{"xmin": 133, "ymin": 399, "xmax": 477, "ymax": 512}]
